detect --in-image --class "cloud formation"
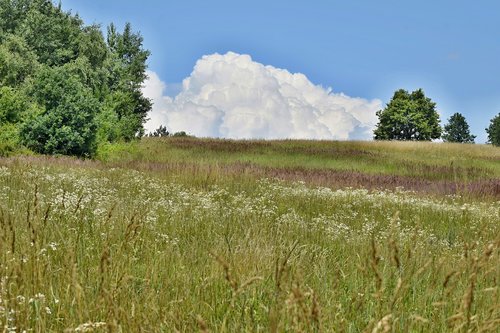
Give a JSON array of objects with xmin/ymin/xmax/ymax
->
[{"xmin": 143, "ymin": 52, "xmax": 382, "ymax": 140}]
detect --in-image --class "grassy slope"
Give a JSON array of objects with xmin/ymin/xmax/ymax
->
[
  {"xmin": 99, "ymin": 138, "xmax": 500, "ymax": 177},
  {"xmin": 98, "ymin": 138, "xmax": 500, "ymax": 198},
  {"xmin": 0, "ymin": 139, "xmax": 499, "ymax": 332}
]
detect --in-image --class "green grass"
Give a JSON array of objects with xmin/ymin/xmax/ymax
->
[
  {"xmin": 0, "ymin": 139, "xmax": 499, "ymax": 332},
  {"xmin": 97, "ymin": 138, "xmax": 500, "ymax": 199},
  {"xmin": 98, "ymin": 138, "xmax": 500, "ymax": 179}
]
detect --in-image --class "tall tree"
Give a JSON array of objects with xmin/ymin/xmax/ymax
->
[
  {"xmin": 486, "ymin": 113, "xmax": 500, "ymax": 146},
  {"xmin": 19, "ymin": 0, "xmax": 83, "ymax": 66},
  {"xmin": 0, "ymin": 86, "xmax": 27, "ymax": 124},
  {"xmin": 0, "ymin": 0, "xmax": 32, "ymax": 35},
  {"xmin": 442, "ymin": 113, "xmax": 475, "ymax": 143},
  {"xmin": 106, "ymin": 22, "xmax": 151, "ymax": 139},
  {"xmin": 374, "ymin": 89, "xmax": 442, "ymax": 141}
]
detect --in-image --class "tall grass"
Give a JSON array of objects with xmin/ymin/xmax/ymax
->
[{"xmin": 0, "ymin": 154, "xmax": 498, "ymax": 332}]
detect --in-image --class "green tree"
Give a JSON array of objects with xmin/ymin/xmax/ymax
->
[
  {"xmin": 0, "ymin": 85, "xmax": 39, "ymax": 154},
  {"xmin": 0, "ymin": 86, "xmax": 25, "ymax": 124},
  {"xmin": 149, "ymin": 125, "xmax": 169, "ymax": 137},
  {"xmin": 486, "ymin": 113, "xmax": 500, "ymax": 146},
  {"xmin": 106, "ymin": 22, "xmax": 152, "ymax": 140},
  {"xmin": 20, "ymin": 66, "xmax": 100, "ymax": 157},
  {"xmin": 0, "ymin": 0, "xmax": 32, "ymax": 35},
  {"xmin": 0, "ymin": 0, "xmax": 152, "ymax": 155},
  {"xmin": 107, "ymin": 22, "xmax": 149, "ymax": 90},
  {"xmin": 0, "ymin": 34, "xmax": 38, "ymax": 87},
  {"xmin": 79, "ymin": 24, "xmax": 108, "ymax": 69},
  {"xmin": 19, "ymin": 0, "xmax": 83, "ymax": 66},
  {"xmin": 0, "ymin": 87, "xmax": 23, "ymax": 151},
  {"xmin": 442, "ymin": 113, "xmax": 475, "ymax": 143},
  {"xmin": 374, "ymin": 89, "xmax": 442, "ymax": 141}
]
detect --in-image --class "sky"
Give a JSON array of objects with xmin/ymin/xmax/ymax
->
[{"xmin": 62, "ymin": 0, "xmax": 500, "ymax": 142}]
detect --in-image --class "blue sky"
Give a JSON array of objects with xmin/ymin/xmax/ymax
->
[{"xmin": 62, "ymin": 0, "xmax": 500, "ymax": 142}]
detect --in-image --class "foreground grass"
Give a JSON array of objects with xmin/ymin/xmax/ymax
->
[{"xmin": 0, "ymin": 155, "xmax": 499, "ymax": 332}]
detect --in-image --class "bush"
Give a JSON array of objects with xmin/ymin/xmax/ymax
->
[{"xmin": 172, "ymin": 131, "xmax": 189, "ymax": 137}]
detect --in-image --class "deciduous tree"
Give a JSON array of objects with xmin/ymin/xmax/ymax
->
[
  {"xmin": 20, "ymin": 66, "xmax": 99, "ymax": 157},
  {"xmin": 374, "ymin": 89, "xmax": 441, "ymax": 141},
  {"xmin": 0, "ymin": 0, "xmax": 152, "ymax": 155}
]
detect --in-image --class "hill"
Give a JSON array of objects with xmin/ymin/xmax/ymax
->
[
  {"xmin": 0, "ymin": 138, "xmax": 498, "ymax": 331},
  {"xmin": 1, "ymin": 1, "xmax": 498, "ymax": 330},
  {"xmin": 99, "ymin": 138, "xmax": 500, "ymax": 198}
]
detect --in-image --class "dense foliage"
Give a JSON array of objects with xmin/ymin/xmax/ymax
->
[
  {"xmin": 0, "ymin": 0, "xmax": 151, "ymax": 157},
  {"xmin": 374, "ymin": 89, "xmax": 442, "ymax": 141},
  {"xmin": 486, "ymin": 113, "xmax": 500, "ymax": 146},
  {"xmin": 442, "ymin": 112, "xmax": 476, "ymax": 143}
]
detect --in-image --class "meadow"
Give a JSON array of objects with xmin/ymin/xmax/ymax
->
[
  {"xmin": 99, "ymin": 138, "xmax": 500, "ymax": 198},
  {"xmin": 0, "ymin": 138, "xmax": 499, "ymax": 332}
]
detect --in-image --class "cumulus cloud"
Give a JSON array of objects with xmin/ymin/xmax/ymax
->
[{"xmin": 143, "ymin": 52, "xmax": 382, "ymax": 140}]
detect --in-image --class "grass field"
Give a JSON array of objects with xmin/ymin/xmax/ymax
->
[
  {"xmin": 0, "ymin": 138, "xmax": 499, "ymax": 332},
  {"xmin": 98, "ymin": 138, "xmax": 500, "ymax": 198}
]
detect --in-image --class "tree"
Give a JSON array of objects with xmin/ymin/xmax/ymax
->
[
  {"xmin": 0, "ymin": 85, "xmax": 39, "ymax": 152},
  {"xmin": 442, "ymin": 113, "xmax": 475, "ymax": 143},
  {"xmin": 0, "ymin": 34, "xmax": 38, "ymax": 87},
  {"xmin": 0, "ymin": 0, "xmax": 32, "ymax": 35},
  {"xmin": 20, "ymin": 66, "xmax": 99, "ymax": 157},
  {"xmin": 106, "ymin": 22, "xmax": 152, "ymax": 139},
  {"xmin": 0, "ymin": 86, "xmax": 25, "ymax": 124},
  {"xmin": 0, "ymin": 87, "xmax": 25, "ymax": 151},
  {"xmin": 172, "ymin": 131, "xmax": 189, "ymax": 137},
  {"xmin": 19, "ymin": 0, "xmax": 83, "ymax": 66},
  {"xmin": 374, "ymin": 89, "xmax": 442, "ymax": 141},
  {"xmin": 149, "ymin": 125, "xmax": 169, "ymax": 137},
  {"xmin": 486, "ymin": 113, "xmax": 500, "ymax": 146}
]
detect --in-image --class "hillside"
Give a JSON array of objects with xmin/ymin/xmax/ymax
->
[
  {"xmin": 0, "ymin": 139, "xmax": 499, "ymax": 331},
  {"xmin": 98, "ymin": 138, "xmax": 500, "ymax": 198}
]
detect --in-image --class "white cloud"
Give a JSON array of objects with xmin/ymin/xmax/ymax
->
[{"xmin": 143, "ymin": 52, "xmax": 382, "ymax": 140}]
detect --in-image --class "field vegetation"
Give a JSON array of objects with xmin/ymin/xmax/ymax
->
[
  {"xmin": 99, "ymin": 138, "xmax": 500, "ymax": 198},
  {"xmin": 0, "ymin": 138, "xmax": 499, "ymax": 332}
]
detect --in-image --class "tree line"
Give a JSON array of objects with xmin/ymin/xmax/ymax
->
[
  {"xmin": 373, "ymin": 88, "xmax": 500, "ymax": 146},
  {"xmin": 0, "ymin": 0, "xmax": 151, "ymax": 157}
]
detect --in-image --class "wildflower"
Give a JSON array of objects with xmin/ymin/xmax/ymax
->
[{"xmin": 74, "ymin": 321, "xmax": 107, "ymax": 332}]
